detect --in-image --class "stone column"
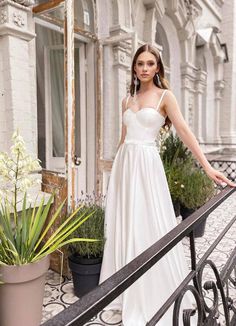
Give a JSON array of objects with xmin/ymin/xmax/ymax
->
[
  {"xmin": 143, "ymin": 1, "xmax": 165, "ymax": 44},
  {"xmin": 180, "ymin": 62, "xmax": 197, "ymax": 129},
  {"xmin": 0, "ymin": 0, "xmax": 36, "ymax": 155},
  {"xmin": 194, "ymin": 70, "xmax": 207, "ymax": 143},
  {"xmin": 112, "ymin": 43, "xmax": 129, "ymax": 156},
  {"xmin": 214, "ymin": 80, "xmax": 225, "ymax": 144},
  {"xmin": 221, "ymin": 0, "xmax": 236, "ymax": 145}
]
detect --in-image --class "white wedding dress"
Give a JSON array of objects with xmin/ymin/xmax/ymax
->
[{"xmin": 99, "ymin": 90, "xmax": 195, "ymax": 325}]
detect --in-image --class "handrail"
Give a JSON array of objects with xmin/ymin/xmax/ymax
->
[{"xmin": 42, "ymin": 185, "xmax": 236, "ymax": 326}]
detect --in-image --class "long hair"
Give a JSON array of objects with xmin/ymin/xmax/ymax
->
[{"xmin": 129, "ymin": 44, "xmax": 171, "ymax": 128}]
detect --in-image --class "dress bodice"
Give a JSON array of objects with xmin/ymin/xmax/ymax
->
[
  {"xmin": 123, "ymin": 107, "xmax": 165, "ymax": 144},
  {"xmin": 123, "ymin": 90, "xmax": 167, "ymax": 145}
]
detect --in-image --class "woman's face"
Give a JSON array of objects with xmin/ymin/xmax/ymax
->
[{"xmin": 134, "ymin": 51, "xmax": 159, "ymax": 83}]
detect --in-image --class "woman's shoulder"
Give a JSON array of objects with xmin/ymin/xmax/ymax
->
[
  {"xmin": 157, "ymin": 89, "xmax": 176, "ymax": 102},
  {"xmin": 122, "ymin": 94, "xmax": 131, "ymax": 111}
]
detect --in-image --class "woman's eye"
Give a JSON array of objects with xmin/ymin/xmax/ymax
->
[
  {"xmin": 137, "ymin": 62, "xmax": 143, "ymax": 66},
  {"xmin": 148, "ymin": 62, "xmax": 155, "ymax": 66}
]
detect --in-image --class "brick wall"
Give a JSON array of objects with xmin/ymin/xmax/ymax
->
[{"xmin": 42, "ymin": 170, "xmax": 70, "ymax": 277}]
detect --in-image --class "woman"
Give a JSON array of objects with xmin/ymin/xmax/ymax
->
[{"xmin": 99, "ymin": 44, "xmax": 235, "ymax": 325}]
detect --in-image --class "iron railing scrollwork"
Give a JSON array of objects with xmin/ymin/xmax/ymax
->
[
  {"xmin": 209, "ymin": 160, "xmax": 236, "ymax": 181},
  {"xmin": 42, "ymin": 186, "xmax": 236, "ymax": 326}
]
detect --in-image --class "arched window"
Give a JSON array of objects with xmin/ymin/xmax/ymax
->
[{"xmin": 155, "ymin": 22, "xmax": 170, "ymax": 80}]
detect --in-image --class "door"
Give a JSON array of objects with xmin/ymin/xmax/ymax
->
[{"xmin": 36, "ymin": 21, "xmax": 87, "ymax": 194}]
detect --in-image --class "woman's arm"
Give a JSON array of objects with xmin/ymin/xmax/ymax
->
[
  {"xmin": 163, "ymin": 90, "xmax": 236, "ymax": 187},
  {"xmin": 117, "ymin": 97, "xmax": 128, "ymax": 150}
]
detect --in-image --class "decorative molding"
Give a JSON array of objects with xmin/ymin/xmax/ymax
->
[
  {"xmin": 214, "ymin": 80, "xmax": 225, "ymax": 99},
  {"xmin": 195, "ymin": 70, "xmax": 207, "ymax": 94},
  {"xmin": 13, "ymin": 11, "xmax": 24, "ymax": 26},
  {"xmin": 201, "ymin": 0, "xmax": 222, "ymax": 20},
  {"xmin": 12, "ymin": 0, "xmax": 34, "ymax": 6},
  {"xmin": 144, "ymin": 0, "xmax": 165, "ymax": 19},
  {"xmin": 0, "ymin": 9, "xmax": 7, "ymax": 23},
  {"xmin": 113, "ymin": 45, "xmax": 129, "ymax": 69},
  {"xmin": 0, "ymin": 24, "xmax": 35, "ymax": 40},
  {"xmin": 0, "ymin": 1, "xmax": 31, "ymax": 12},
  {"xmin": 184, "ymin": 0, "xmax": 202, "ymax": 19},
  {"xmin": 188, "ymin": 94, "xmax": 194, "ymax": 128}
]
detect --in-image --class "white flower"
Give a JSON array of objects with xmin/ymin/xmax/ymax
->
[
  {"xmin": 0, "ymin": 130, "xmax": 42, "ymax": 207},
  {"xmin": 181, "ymin": 184, "xmax": 185, "ymax": 188}
]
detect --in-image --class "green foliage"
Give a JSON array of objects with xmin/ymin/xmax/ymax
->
[
  {"xmin": 69, "ymin": 193, "xmax": 105, "ymax": 259},
  {"xmin": 164, "ymin": 163, "xmax": 187, "ymax": 203},
  {"xmin": 0, "ymin": 195, "xmax": 97, "ymax": 265},
  {"xmin": 179, "ymin": 168, "xmax": 215, "ymax": 209},
  {"xmin": 160, "ymin": 130, "xmax": 193, "ymax": 167},
  {"xmin": 160, "ymin": 131, "xmax": 215, "ymax": 209},
  {"xmin": 0, "ymin": 131, "xmax": 97, "ymax": 266}
]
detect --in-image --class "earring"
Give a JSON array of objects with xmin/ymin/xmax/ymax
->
[
  {"xmin": 133, "ymin": 74, "xmax": 139, "ymax": 104},
  {"xmin": 155, "ymin": 73, "xmax": 160, "ymax": 85}
]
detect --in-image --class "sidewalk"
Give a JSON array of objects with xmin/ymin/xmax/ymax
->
[{"xmin": 41, "ymin": 191, "xmax": 236, "ymax": 325}]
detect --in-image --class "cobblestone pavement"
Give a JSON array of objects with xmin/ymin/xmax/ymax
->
[{"xmin": 41, "ymin": 191, "xmax": 236, "ymax": 325}]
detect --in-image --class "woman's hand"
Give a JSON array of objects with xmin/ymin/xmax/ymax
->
[{"xmin": 205, "ymin": 166, "xmax": 236, "ymax": 187}]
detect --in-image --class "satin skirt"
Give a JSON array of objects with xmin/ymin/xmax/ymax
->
[{"xmin": 99, "ymin": 142, "xmax": 196, "ymax": 325}]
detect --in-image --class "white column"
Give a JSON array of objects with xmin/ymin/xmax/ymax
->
[
  {"xmin": 221, "ymin": 1, "xmax": 236, "ymax": 145},
  {"xmin": 214, "ymin": 80, "xmax": 225, "ymax": 144},
  {"xmin": 112, "ymin": 43, "xmax": 129, "ymax": 156},
  {"xmin": 0, "ymin": 0, "xmax": 36, "ymax": 154},
  {"xmin": 194, "ymin": 70, "xmax": 207, "ymax": 143},
  {"xmin": 180, "ymin": 62, "xmax": 197, "ymax": 129}
]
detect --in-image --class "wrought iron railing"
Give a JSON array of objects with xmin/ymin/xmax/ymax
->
[
  {"xmin": 42, "ymin": 186, "xmax": 236, "ymax": 326},
  {"xmin": 209, "ymin": 160, "xmax": 236, "ymax": 181}
]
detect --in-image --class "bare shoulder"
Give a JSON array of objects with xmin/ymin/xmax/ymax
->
[
  {"xmin": 162, "ymin": 89, "xmax": 177, "ymax": 104},
  {"xmin": 122, "ymin": 95, "xmax": 130, "ymax": 112}
]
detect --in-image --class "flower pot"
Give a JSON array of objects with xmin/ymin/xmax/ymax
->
[
  {"xmin": 0, "ymin": 255, "xmax": 50, "ymax": 326},
  {"xmin": 68, "ymin": 254, "xmax": 102, "ymax": 297},
  {"xmin": 173, "ymin": 201, "xmax": 180, "ymax": 217},
  {"xmin": 180, "ymin": 206, "xmax": 207, "ymax": 238}
]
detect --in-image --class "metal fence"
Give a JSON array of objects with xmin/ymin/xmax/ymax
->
[
  {"xmin": 42, "ymin": 185, "xmax": 236, "ymax": 326},
  {"xmin": 209, "ymin": 160, "xmax": 236, "ymax": 180}
]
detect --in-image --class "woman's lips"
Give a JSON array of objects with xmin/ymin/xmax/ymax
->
[{"xmin": 141, "ymin": 74, "xmax": 149, "ymax": 77}]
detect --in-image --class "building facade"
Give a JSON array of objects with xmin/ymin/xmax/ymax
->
[{"xmin": 0, "ymin": 0, "xmax": 235, "ymax": 198}]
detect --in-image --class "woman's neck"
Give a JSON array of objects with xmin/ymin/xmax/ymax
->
[{"xmin": 138, "ymin": 81, "xmax": 156, "ymax": 93}]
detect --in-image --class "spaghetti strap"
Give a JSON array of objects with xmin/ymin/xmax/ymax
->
[
  {"xmin": 125, "ymin": 94, "xmax": 130, "ymax": 109},
  {"xmin": 156, "ymin": 90, "xmax": 167, "ymax": 111}
]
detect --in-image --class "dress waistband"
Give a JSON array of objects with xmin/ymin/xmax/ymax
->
[{"xmin": 124, "ymin": 140, "xmax": 156, "ymax": 146}]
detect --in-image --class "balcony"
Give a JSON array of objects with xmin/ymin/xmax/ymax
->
[{"xmin": 41, "ymin": 185, "xmax": 236, "ymax": 325}]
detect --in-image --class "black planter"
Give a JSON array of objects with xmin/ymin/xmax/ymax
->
[
  {"xmin": 180, "ymin": 206, "xmax": 207, "ymax": 238},
  {"xmin": 173, "ymin": 201, "xmax": 180, "ymax": 217},
  {"xmin": 68, "ymin": 254, "xmax": 102, "ymax": 298}
]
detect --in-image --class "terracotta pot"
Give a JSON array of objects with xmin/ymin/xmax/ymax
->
[{"xmin": 0, "ymin": 255, "xmax": 50, "ymax": 326}]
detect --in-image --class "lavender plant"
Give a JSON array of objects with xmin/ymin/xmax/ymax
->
[{"xmin": 69, "ymin": 191, "xmax": 105, "ymax": 259}]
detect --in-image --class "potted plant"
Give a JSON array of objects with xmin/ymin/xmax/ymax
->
[
  {"xmin": 159, "ymin": 130, "xmax": 216, "ymax": 237},
  {"xmin": 179, "ymin": 167, "xmax": 216, "ymax": 236},
  {"xmin": 0, "ymin": 131, "xmax": 97, "ymax": 326},
  {"xmin": 68, "ymin": 192, "xmax": 105, "ymax": 297},
  {"xmin": 159, "ymin": 129, "xmax": 193, "ymax": 216},
  {"xmin": 164, "ymin": 163, "xmax": 186, "ymax": 217}
]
